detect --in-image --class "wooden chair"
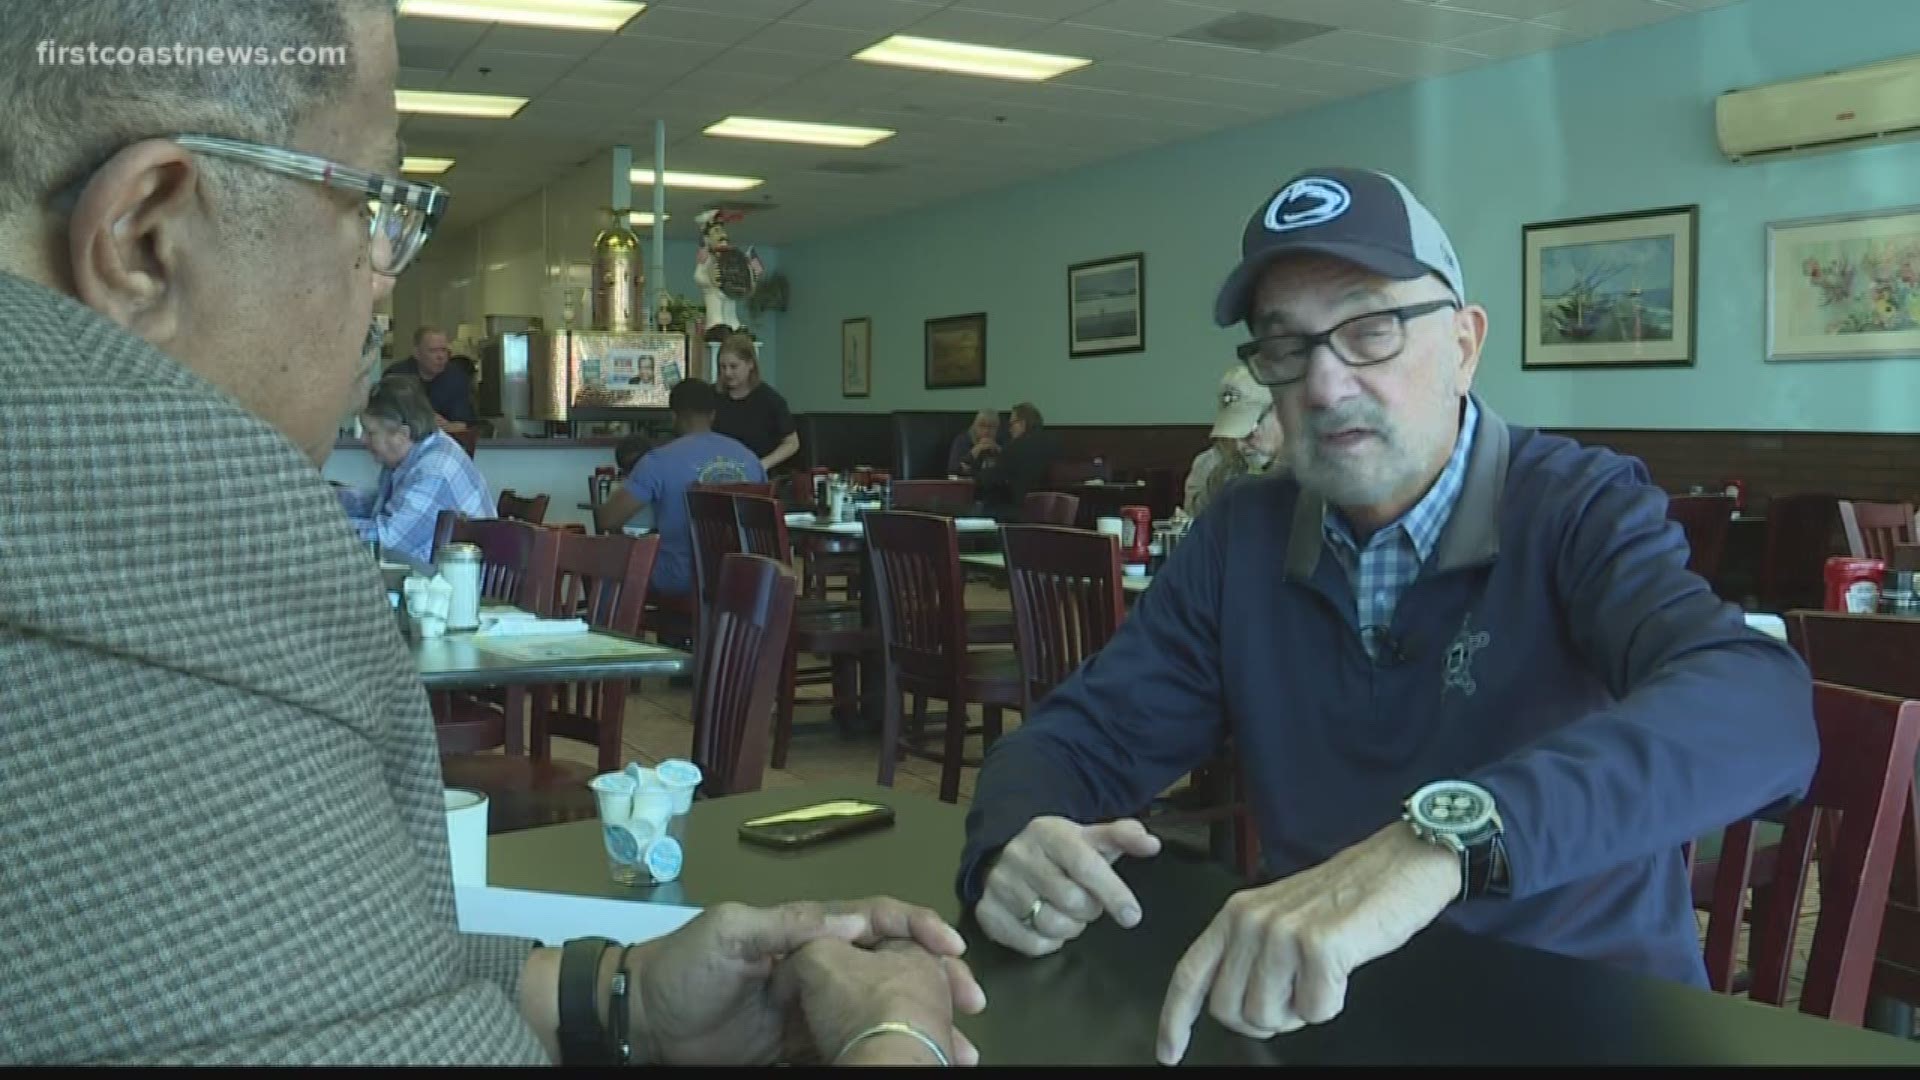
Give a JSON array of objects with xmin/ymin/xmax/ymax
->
[
  {"xmin": 497, "ymin": 489, "xmax": 550, "ymax": 525},
  {"xmin": 1022, "ymin": 491, "xmax": 1081, "ymax": 526},
  {"xmin": 892, "ymin": 479, "xmax": 976, "ymax": 515},
  {"xmin": 644, "ymin": 488, "xmax": 738, "ymax": 658},
  {"xmin": 1893, "ymin": 543, "xmax": 1920, "ymax": 573},
  {"xmin": 1667, "ymin": 494, "xmax": 1735, "ymax": 582},
  {"xmin": 732, "ymin": 493, "xmax": 868, "ymax": 769},
  {"xmin": 1787, "ymin": 610, "xmax": 1920, "ymax": 1027},
  {"xmin": 689, "ymin": 553, "xmax": 798, "ymax": 797},
  {"xmin": 865, "ymin": 511, "xmax": 1024, "ymax": 803},
  {"xmin": 1841, "ymin": 500, "xmax": 1918, "ymax": 563},
  {"xmin": 1760, "ymin": 494, "xmax": 1844, "ymax": 614},
  {"xmin": 448, "ymin": 428, "xmax": 479, "ymax": 458},
  {"xmin": 1699, "ymin": 682, "xmax": 1920, "ymax": 1026},
  {"xmin": 692, "ymin": 481, "xmax": 776, "ymax": 498},
  {"xmin": 440, "ymin": 532, "xmax": 661, "ymax": 833},
  {"xmin": 427, "ymin": 513, "xmax": 559, "ymax": 757},
  {"xmin": 1002, "ymin": 524, "xmax": 1258, "ymax": 879}
]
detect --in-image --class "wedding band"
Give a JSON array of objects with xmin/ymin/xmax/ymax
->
[{"xmin": 1021, "ymin": 897, "xmax": 1045, "ymax": 930}]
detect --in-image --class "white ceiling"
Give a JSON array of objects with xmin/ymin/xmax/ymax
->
[{"xmin": 399, "ymin": 0, "xmax": 1741, "ymax": 244}]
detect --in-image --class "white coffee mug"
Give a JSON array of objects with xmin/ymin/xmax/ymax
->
[{"xmin": 444, "ymin": 788, "xmax": 489, "ymax": 887}]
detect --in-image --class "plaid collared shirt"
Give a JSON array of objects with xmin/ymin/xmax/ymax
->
[
  {"xmin": 1323, "ymin": 397, "xmax": 1478, "ymax": 659},
  {"xmin": 338, "ymin": 430, "xmax": 494, "ymax": 565}
]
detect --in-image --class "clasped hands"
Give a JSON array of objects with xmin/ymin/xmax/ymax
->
[
  {"xmin": 973, "ymin": 816, "xmax": 1460, "ymax": 1064},
  {"xmin": 618, "ymin": 896, "xmax": 985, "ymax": 1067}
]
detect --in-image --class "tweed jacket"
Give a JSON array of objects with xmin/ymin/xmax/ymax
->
[{"xmin": 0, "ymin": 271, "xmax": 549, "ymax": 1064}]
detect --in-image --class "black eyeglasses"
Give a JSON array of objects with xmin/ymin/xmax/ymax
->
[{"xmin": 1236, "ymin": 299, "xmax": 1458, "ymax": 387}]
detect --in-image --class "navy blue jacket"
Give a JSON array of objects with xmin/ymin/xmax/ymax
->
[{"xmin": 959, "ymin": 398, "xmax": 1817, "ymax": 987}]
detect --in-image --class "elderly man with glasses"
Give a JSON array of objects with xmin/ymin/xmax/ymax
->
[
  {"xmin": 957, "ymin": 167, "xmax": 1817, "ymax": 1062},
  {"xmin": 0, "ymin": 0, "xmax": 978, "ymax": 1067}
]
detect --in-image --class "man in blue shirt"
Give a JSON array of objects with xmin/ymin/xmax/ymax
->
[
  {"xmin": 337, "ymin": 375, "xmax": 494, "ymax": 567},
  {"xmin": 596, "ymin": 378, "xmax": 765, "ymax": 596},
  {"xmin": 957, "ymin": 168, "xmax": 1818, "ymax": 1063},
  {"xmin": 384, "ymin": 325, "xmax": 476, "ymax": 432}
]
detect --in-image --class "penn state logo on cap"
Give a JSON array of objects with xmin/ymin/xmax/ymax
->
[{"xmin": 1262, "ymin": 177, "xmax": 1352, "ymax": 233}]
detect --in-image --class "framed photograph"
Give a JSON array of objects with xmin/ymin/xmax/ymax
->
[
  {"xmin": 841, "ymin": 316, "xmax": 871, "ymax": 397},
  {"xmin": 1067, "ymin": 252, "xmax": 1145, "ymax": 357},
  {"xmin": 925, "ymin": 312, "xmax": 987, "ymax": 389},
  {"xmin": 1767, "ymin": 204, "xmax": 1920, "ymax": 362},
  {"xmin": 1521, "ymin": 205, "xmax": 1697, "ymax": 369}
]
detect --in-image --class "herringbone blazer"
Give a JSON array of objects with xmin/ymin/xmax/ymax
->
[{"xmin": 0, "ymin": 270, "xmax": 548, "ymax": 1064}]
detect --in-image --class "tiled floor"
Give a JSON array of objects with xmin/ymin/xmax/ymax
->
[{"xmin": 541, "ymin": 583, "xmax": 1839, "ymax": 1014}]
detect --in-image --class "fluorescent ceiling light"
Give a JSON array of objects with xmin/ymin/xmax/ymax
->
[
  {"xmin": 395, "ymin": 89, "xmax": 528, "ymax": 118},
  {"xmin": 628, "ymin": 211, "xmax": 670, "ymax": 226},
  {"xmin": 397, "ymin": 0, "xmax": 644, "ymax": 32},
  {"xmin": 853, "ymin": 35, "xmax": 1090, "ymax": 81},
  {"xmin": 704, "ymin": 116, "xmax": 894, "ymax": 148},
  {"xmin": 401, "ymin": 156, "xmax": 456, "ymax": 174},
  {"xmin": 628, "ymin": 167, "xmax": 763, "ymax": 192}
]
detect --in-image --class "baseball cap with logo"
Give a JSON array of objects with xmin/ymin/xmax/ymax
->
[
  {"xmin": 1212, "ymin": 167, "xmax": 1465, "ymax": 328},
  {"xmin": 1210, "ymin": 365, "xmax": 1270, "ymax": 440}
]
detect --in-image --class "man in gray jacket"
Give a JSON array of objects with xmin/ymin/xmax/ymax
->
[{"xmin": 0, "ymin": 0, "xmax": 975, "ymax": 1066}]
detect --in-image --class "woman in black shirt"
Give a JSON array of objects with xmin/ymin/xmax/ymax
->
[{"xmin": 712, "ymin": 332, "xmax": 799, "ymax": 471}]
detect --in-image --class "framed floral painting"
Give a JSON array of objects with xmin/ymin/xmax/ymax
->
[{"xmin": 1767, "ymin": 205, "xmax": 1920, "ymax": 361}]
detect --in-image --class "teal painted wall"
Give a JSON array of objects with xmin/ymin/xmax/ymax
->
[{"xmin": 778, "ymin": 0, "xmax": 1920, "ymax": 432}]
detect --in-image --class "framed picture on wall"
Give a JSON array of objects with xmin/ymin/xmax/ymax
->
[
  {"xmin": 1766, "ymin": 204, "xmax": 1920, "ymax": 362},
  {"xmin": 1067, "ymin": 252, "xmax": 1145, "ymax": 357},
  {"xmin": 1521, "ymin": 205, "xmax": 1697, "ymax": 369},
  {"xmin": 841, "ymin": 316, "xmax": 871, "ymax": 397},
  {"xmin": 925, "ymin": 312, "xmax": 987, "ymax": 389}
]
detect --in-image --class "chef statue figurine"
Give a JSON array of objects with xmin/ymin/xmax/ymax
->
[{"xmin": 692, "ymin": 208, "xmax": 763, "ymax": 342}]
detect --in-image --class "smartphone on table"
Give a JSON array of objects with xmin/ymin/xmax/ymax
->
[{"xmin": 737, "ymin": 799, "xmax": 895, "ymax": 849}]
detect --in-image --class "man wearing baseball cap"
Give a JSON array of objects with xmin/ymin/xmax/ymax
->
[
  {"xmin": 1183, "ymin": 365, "xmax": 1285, "ymax": 517},
  {"xmin": 958, "ymin": 167, "xmax": 1817, "ymax": 1062}
]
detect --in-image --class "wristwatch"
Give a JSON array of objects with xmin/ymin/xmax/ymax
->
[{"xmin": 1402, "ymin": 779, "xmax": 1510, "ymax": 900}]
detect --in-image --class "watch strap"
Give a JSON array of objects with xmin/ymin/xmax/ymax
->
[{"xmin": 559, "ymin": 936, "xmax": 617, "ymax": 1065}]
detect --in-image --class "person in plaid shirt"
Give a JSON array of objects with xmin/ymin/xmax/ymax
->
[{"xmin": 337, "ymin": 374, "xmax": 493, "ymax": 566}]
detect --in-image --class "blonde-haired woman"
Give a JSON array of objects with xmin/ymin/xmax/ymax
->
[
  {"xmin": 1184, "ymin": 365, "xmax": 1285, "ymax": 517},
  {"xmin": 712, "ymin": 332, "xmax": 800, "ymax": 471}
]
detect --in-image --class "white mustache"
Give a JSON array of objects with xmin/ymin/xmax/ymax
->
[{"xmin": 1303, "ymin": 402, "xmax": 1388, "ymax": 439}]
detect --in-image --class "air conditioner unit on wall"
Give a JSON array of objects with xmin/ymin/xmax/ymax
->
[{"xmin": 1716, "ymin": 52, "xmax": 1920, "ymax": 164}]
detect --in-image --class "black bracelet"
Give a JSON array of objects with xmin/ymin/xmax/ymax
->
[
  {"xmin": 607, "ymin": 944, "xmax": 641, "ymax": 1065},
  {"xmin": 558, "ymin": 936, "xmax": 617, "ymax": 1066}
]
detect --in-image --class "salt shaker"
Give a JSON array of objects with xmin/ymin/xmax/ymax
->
[{"xmin": 439, "ymin": 542, "xmax": 483, "ymax": 631}]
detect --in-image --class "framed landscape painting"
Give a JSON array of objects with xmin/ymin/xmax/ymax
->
[
  {"xmin": 1067, "ymin": 252, "xmax": 1145, "ymax": 357},
  {"xmin": 841, "ymin": 316, "xmax": 871, "ymax": 397},
  {"xmin": 925, "ymin": 312, "xmax": 987, "ymax": 389},
  {"xmin": 1767, "ymin": 204, "xmax": 1920, "ymax": 362},
  {"xmin": 1521, "ymin": 205, "xmax": 1698, "ymax": 369}
]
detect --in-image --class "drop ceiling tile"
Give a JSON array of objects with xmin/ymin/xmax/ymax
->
[
  {"xmin": 473, "ymin": 25, "xmax": 612, "ymax": 58},
  {"xmin": 398, "ymin": 64, "xmax": 450, "ymax": 88},
  {"xmin": 623, "ymin": 7, "xmax": 775, "ymax": 46},
  {"xmin": 573, "ymin": 36, "xmax": 723, "ymax": 81},
  {"xmin": 894, "ymin": 8, "xmax": 1057, "ymax": 48},
  {"xmin": 785, "ymin": 0, "xmax": 942, "ymax": 34},
  {"xmin": 543, "ymin": 71, "xmax": 682, "ymax": 103},
  {"xmin": 1115, "ymin": 37, "xmax": 1331, "ymax": 83},
  {"xmin": 1445, "ymin": 20, "xmax": 1578, "ymax": 58},
  {"xmin": 665, "ymin": 65, "xmax": 802, "ymax": 99},
  {"xmin": 1220, "ymin": 0, "xmax": 1513, "ymax": 41},
  {"xmin": 439, "ymin": 49, "xmax": 581, "ymax": 97},
  {"xmin": 1534, "ymin": 0, "xmax": 1693, "ymax": 38},
  {"xmin": 698, "ymin": 47, "xmax": 838, "ymax": 78},
  {"xmin": 949, "ymin": 0, "xmax": 1105, "ymax": 18},
  {"xmin": 396, "ymin": 16, "xmax": 488, "ymax": 69},
  {"xmin": 650, "ymin": 0, "xmax": 806, "ymax": 16},
  {"xmin": 1013, "ymin": 20, "xmax": 1157, "ymax": 60},
  {"xmin": 1068, "ymin": 0, "xmax": 1237, "ymax": 36},
  {"xmin": 1265, "ymin": 56, "xmax": 1407, "ymax": 96},
  {"xmin": 736, "ymin": 21, "xmax": 881, "ymax": 56},
  {"xmin": 1281, "ymin": 31, "xmax": 1491, "ymax": 76},
  {"xmin": 1433, "ymin": 0, "xmax": 1578, "ymax": 19}
]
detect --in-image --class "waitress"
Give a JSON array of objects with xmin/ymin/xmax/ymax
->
[{"xmin": 712, "ymin": 332, "xmax": 800, "ymax": 471}]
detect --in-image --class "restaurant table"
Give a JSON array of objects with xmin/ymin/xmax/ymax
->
[
  {"xmin": 411, "ymin": 621, "xmax": 689, "ymax": 690},
  {"xmin": 486, "ymin": 781, "xmax": 1920, "ymax": 1066},
  {"xmin": 786, "ymin": 513, "xmax": 1003, "ymax": 736}
]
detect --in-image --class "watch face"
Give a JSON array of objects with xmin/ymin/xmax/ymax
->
[{"xmin": 1411, "ymin": 782, "xmax": 1493, "ymax": 834}]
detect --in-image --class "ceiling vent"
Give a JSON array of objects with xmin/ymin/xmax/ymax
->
[{"xmin": 1173, "ymin": 12, "xmax": 1333, "ymax": 52}]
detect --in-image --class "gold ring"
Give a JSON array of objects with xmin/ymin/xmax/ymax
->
[{"xmin": 1021, "ymin": 897, "xmax": 1045, "ymax": 930}]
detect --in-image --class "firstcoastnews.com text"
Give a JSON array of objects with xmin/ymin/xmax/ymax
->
[{"xmin": 36, "ymin": 41, "xmax": 348, "ymax": 67}]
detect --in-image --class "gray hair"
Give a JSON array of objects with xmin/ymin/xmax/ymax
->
[
  {"xmin": 362, "ymin": 374, "xmax": 437, "ymax": 441},
  {"xmin": 0, "ymin": 0, "xmax": 387, "ymax": 216}
]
